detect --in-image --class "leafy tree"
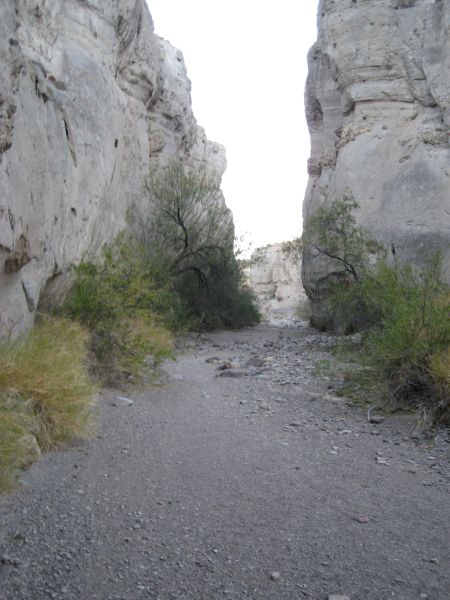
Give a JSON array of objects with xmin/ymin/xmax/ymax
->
[
  {"xmin": 303, "ymin": 194, "xmax": 382, "ymax": 288},
  {"xmin": 140, "ymin": 159, "xmax": 259, "ymax": 329},
  {"xmin": 143, "ymin": 159, "xmax": 234, "ymax": 291}
]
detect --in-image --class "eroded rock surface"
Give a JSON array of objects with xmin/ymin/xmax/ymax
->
[
  {"xmin": 249, "ymin": 244, "xmax": 306, "ymax": 323},
  {"xmin": 303, "ymin": 0, "xmax": 450, "ymax": 322},
  {"xmin": 0, "ymin": 0, "xmax": 226, "ymax": 338}
]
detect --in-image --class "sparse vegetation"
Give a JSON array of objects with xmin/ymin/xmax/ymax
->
[
  {"xmin": 64, "ymin": 160, "xmax": 259, "ymax": 382},
  {"xmin": 363, "ymin": 257, "xmax": 450, "ymax": 423},
  {"xmin": 0, "ymin": 317, "xmax": 96, "ymax": 492},
  {"xmin": 305, "ymin": 196, "xmax": 450, "ymax": 424},
  {"xmin": 281, "ymin": 236, "xmax": 303, "ymax": 258},
  {"xmin": 2, "ymin": 156, "xmax": 259, "ymax": 489},
  {"xmin": 303, "ymin": 194, "xmax": 382, "ymax": 288},
  {"xmin": 64, "ymin": 235, "xmax": 175, "ymax": 383},
  {"xmin": 137, "ymin": 158, "xmax": 260, "ymax": 330}
]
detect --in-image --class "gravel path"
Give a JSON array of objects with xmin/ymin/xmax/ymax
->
[{"xmin": 1, "ymin": 324, "xmax": 449, "ymax": 600}]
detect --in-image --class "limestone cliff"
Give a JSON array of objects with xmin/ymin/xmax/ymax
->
[
  {"xmin": 0, "ymin": 0, "xmax": 226, "ymax": 338},
  {"xmin": 302, "ymin": 0, "xmax": 450, "ymax": 322},
  {"xmin": 249, "ymin": 244, "xmax": 306, "ymax": 322}
]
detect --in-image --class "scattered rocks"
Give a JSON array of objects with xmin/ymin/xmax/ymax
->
[
  {"xmin": 217, "ymin": 370, "xmax": 247, "ymax": 378},
  {"xmin": 1, "ymin": 555, "xmax": 20, "ymax": 567},
  {"xmin": 205, "ymin": 357, "xmax": 221, "ymax": 364},
  {"xmin": 2, "ymin": 325, "xmax": 449, "ymax": 600},
  {"xmin": 367, "ymin": 406, "xmax": 386, "ymax": 425},
  {"xmin": 111, "ymin": 396, "xmax": 134, "ymax": 407},
  {"xmin": 355, "ymin": 516, "xmax": 370, "ymax": 523},
  {"xmin": 245, "ymin": 357, "xmax": 265, "ymax": 368}
]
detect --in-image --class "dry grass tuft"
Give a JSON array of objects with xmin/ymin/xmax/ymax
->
[
  {"xmin": 0, "ymin": 316, "xmax": 96, "ymax": 492},
  {"xmin": 428, "ymin": 346, "xmax": 450, "ymax": 423}
]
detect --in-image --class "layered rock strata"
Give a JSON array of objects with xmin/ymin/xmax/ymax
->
[
  {"xmin": 249, "ymin": 244, "xmax": 306, "ymax": 322},
  {"xmin": 0, "ymin": 0, "xmax": 226, "ymax": 338},
  {"xmin": 303, "ymin": 0, "xmax": 450, "ymax": 324}
]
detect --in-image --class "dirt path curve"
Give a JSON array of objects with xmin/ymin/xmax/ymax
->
[{"xmin": 1, "ymin": 324, "xmax": 449, "ymax": 600}]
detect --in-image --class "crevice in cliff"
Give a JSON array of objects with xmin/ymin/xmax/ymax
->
[
  {"xmin": 117, "ymin": 1, "xmax": 143, "ymax": 56},
  {"xmin": 0, "ymin": 37, "xmax": 23, "ymax": 155},
  {"xmin": 62, "ymin": 115, "xmax": 77, "ymax": 167},
  {"xmin": 32, "ymin": 62, "xmax": 78, "ymax": 167}
]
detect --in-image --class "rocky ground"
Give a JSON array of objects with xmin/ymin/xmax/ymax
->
[{"xmin": 0, "ymin": 323, "xmax": 449, "ymax": 600}]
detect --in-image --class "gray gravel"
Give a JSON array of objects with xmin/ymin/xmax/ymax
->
[{"xmin": 1, "ymin": 324, "xmax": 449, "ymax": 600}]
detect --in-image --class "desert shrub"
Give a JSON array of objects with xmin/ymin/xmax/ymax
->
[
  {"xmin": 0, "ymin": 317, "xmax": 96, "ymax": 491},
  {"xmin": 0, "ymin": 399, "xmax": 36, "ymax": 492},
  {"xmin": 364, "ymin": 257, "xmax": 449, "ymax": 422},
  {"xmin": 138, "ymin": 158, "xmax": 260, "ymax": 329},
  {"xmin": 303, "ymin": 194, "xmax": 382, "ymax": 286},
  {"xmin": 65, "ymin": 235, "xmax": 175, "ymax": 382},
  {"xmin": 175, "ymin": 248, "xmax": 260, "ymax": 330},
  {"xmin": 305, "ymin": 196, "xmax": 449, "ymax": 423},
  {"xmin": 330, "ymin": 254, "xmax": 449, "ymax": 423}
]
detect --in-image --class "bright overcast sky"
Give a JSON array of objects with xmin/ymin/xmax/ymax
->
[{"xmin": 147, "ymin": 1, "xmax": 318, "ymax": 253}]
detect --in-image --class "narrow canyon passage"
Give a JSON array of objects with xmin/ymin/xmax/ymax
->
[{"xmin": 1, "ymin": 325, "xmax": 449, "ymax": 600}]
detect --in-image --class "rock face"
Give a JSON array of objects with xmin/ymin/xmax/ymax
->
[
  {"xmin": 249, "ymin": 244, "xmax": 306, "ymax": 322},
  {"xmin": 0, "ymin": 0, "xmax": 226, "ymax": 339},
  {"xmin": 302, "ymin": 0, "xmax": 450, "ymax": 322}
]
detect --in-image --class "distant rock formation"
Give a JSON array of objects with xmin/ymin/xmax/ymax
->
[
  {"xmin": 302, "ymin": 0, "xmax": 450, "ymax": 324},
  {"xmin": 0, "ymin": 0, "xmax": 226, "ymax": 339},
  {"xmin": 249, "ymin": 244, "xmax": 306, "ymax": 323}
]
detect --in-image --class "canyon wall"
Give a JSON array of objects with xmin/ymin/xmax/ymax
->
[
  {"xmin": 249, "ymin": 244, "xmax": 306, "ymax": 322},
  {"xmin": 302, "ymin": 0, "xmax": 450, "ymax": 323},
  {"xmin": 0, "ymin": 0, "xmax": 226, "ymax": 339}
]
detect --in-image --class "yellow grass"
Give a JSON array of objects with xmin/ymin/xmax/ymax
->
[
  {"xmin": 429, "ymin": 346, "xmax": 450, "ymax": 416},
  {"xmin": 0, "ymin": 316, "xmax": 96, "ymax": 492}
]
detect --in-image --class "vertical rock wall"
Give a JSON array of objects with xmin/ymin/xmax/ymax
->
[
  {"xmin": 302, "ymin": 0, "xmax": 450, "ymax": 322},
  {"xmin": 0, "ymin": 0, "xmax": 226, "ymax": 339},
  {"xmin": 249, "ymin": 244, "xmax": 306, "ymax": 322}
]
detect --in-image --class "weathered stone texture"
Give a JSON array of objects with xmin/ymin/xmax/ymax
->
[
  {"xmin": 303, "ymin": 0, "xmax": 450, "ymax": 320},
  {"xmin": 0, "ymin": 0, "xmax": 226, "ymax": 338},
  {"xmin": 249, "ymin": 244, "xmax": 306, "ymax": 322}
]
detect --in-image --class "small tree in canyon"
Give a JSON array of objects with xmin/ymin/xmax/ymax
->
[
  {"xmin": 303, "ymin": 194, "xmax": 379, "ymax": 286},
  {"xmin": 304, "ymin": 194, "xmax": 449, "ymax": 424},
  {"xmin": 140, "ymin": 159, "xmax": 259, "ymax": 329},
  {"xmin": 144, "ymin": 159, "xmax": 233, "ymax": 281}
]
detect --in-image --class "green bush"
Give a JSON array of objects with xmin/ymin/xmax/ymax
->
[
  {"xmin": 305, "ymin": 196, "xmax": 449, "ymax": 424},
  {"xmin": 65, "ymin": 235, "xmax": 175, "ymax": 382},
  {"xmin": 330, "ymin": 255, "xmax": 449, "ymax": 423},
  {"xmin": 365, "ymin": 257, "xmax": 449, "ymax": 422},
  {"xmin": 175, "ymin": 248, "xmax": 260, "ymax": 330},
  {"xmin": 303, "ymin": 194, "xmax": 382, "ymax": 287},
  {"xmin": 139, "ymin": 158, "xmax": 260, "ymax": 329}
]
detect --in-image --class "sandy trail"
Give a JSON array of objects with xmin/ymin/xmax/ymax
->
[{"xmin": 1, "ymin": 324, "xmax": 449, "ymax": 600}]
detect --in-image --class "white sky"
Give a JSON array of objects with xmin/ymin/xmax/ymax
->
[{"xmin": 147, "ymin": 1, "xmax": 318, "ymax": 253}]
